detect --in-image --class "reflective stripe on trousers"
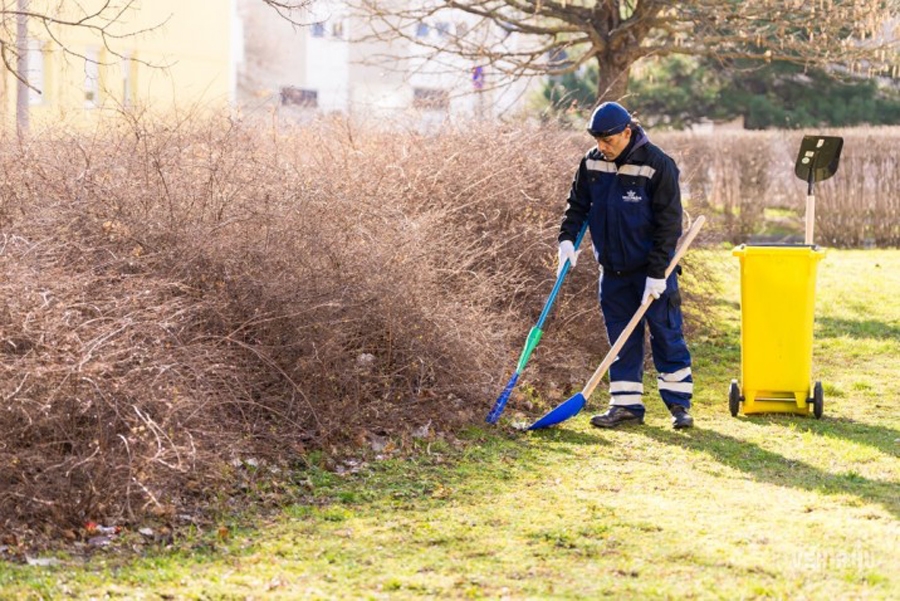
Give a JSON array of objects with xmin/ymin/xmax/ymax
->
[{"xmin": 599, "ymin": 269, "xmax": 693, "ymax": 413}]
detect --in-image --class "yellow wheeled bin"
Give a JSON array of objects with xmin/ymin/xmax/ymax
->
[
  {"xmin": 728, "ymin": 134, "xmax": 843, "ymax": 419},
  {"xmin": 730, "ymin": 244, "xmax": 825, "ymax": 417}
]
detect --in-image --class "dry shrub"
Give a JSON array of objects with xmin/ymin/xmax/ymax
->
[
  {"xmin": 813, "ymin": 128, "xmax": 900, "ymax": 247},
  {"xmin": 657, "ymin": 127, "xmax": 900, "ymax": 247},
  {"xmin": 19, "ymin": 110, "xmax": 893, "ymax": 535},
  {"xmin": 0, "ymin": 112, "xmax": 626, "ymax": 535},
  {"xmin": 657, "ymin": 130, "xmax": 792, "ymax": 244}
]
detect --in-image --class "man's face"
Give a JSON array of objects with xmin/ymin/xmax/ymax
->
[{"xmin": 595, "ymin": 126, "xmax": 632, "ymax": 160}]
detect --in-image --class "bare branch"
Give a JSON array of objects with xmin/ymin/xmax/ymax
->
[
  {"xmin": 0, "ymin": 1, "xmax": 169, "ymax": 93},
  {"xmin": 258, "ymin": 0, "xmax": 316, "ymax": 25},
  {"xmin": 349, "ymin": 0, "xmax": 900, "ymax": 102}
]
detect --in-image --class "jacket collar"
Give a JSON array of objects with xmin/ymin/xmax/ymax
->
[
  {"xmin": 589, "ymin": 125, "xmax": 651, "ymax": 165},
  {"xmin": 616, "ymin": 126, "xmax": 649, "ymax": 166}
]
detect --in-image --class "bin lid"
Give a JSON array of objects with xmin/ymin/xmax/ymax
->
[{"xmin": 733, "ymin": 244, "xmax": 826, "ymax": 258}]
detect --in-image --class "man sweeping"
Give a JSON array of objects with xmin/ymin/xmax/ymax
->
[{"xmin": 557, "ymin": 101, "xmax": 694, "ymax": 429}]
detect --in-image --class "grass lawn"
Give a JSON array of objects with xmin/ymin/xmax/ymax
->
[{"xmin": 2, "ymin": 249, "xmax": 898, "ymax": 599}]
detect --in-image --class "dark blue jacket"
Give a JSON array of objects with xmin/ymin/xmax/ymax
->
[{"xmin": 558, "ymin": 127, "xmax": 683, "ymax": 279}]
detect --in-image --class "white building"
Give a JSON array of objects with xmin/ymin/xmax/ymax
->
[{"xmin": 235, "ymin": 0, "xmax": 537, "ymax": 127}]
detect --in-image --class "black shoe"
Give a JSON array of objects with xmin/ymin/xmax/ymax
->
[
  {"xmin": 670, "ymin": 406, "xmax": 694, "ymax": 429},
  {"xmin": 590, "ymin": 406, "xmax": 644, "ymax": 429}
]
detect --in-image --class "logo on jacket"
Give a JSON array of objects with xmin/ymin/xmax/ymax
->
[{"xmin": 622, "ymin": 190, "xmax": 641, "ymax": 203}]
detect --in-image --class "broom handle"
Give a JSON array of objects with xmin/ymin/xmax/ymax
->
[
  {"xmin": 536, "ymin": 222, "xmax": 589, "ymax": 329},
  {"xmin": 581, "ymin": 215, "xmax": 706, "ymax": 400}
]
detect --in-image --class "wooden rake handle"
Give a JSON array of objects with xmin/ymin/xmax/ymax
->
[{"xmin": 581, "ymin": 215, "xmax": 706, "ymax": 400}]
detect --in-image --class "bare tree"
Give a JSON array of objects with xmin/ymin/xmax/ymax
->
[
  {"xmin": 0, "ymin": 1, "xmax": 317, "ymax": 84},
  {"xmin": 0, "ymin": 1, "xmax": 314, "ymax": 134},
  {"xmin": 1, "ymin": 2, "xmax": 154, "ymax": 82},
  {"xmin": 2, "ymin": 1, "xmax": 163, "ymax": 135},
  {"xmin": 259, "ymin": 0, "xmax": 317, "ymax": 23},
  {"xmin": 352, "ymin": 0, "xmax": 900, "ymax": 104}
]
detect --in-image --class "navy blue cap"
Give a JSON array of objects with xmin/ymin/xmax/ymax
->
[{"xmin": 587, "ymin": 102, "xmax": 632, "ymax": 138}]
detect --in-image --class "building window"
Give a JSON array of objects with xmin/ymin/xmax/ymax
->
[
  {"xmin": 416, "ymin": 22, "xmax": 429, "ymax": 37},
  {"xmin": 27, "ymin": 39, "xmax": 45, "ymax": 106},
  {"xmin": 121, "ymin": 54, "xmax": 135, "ymax": 107},
  {"xmin": 281, "ymin": 86, "xmax": 317, "ymax": 108},
  {"xmin": 413, "ymin": 88, "xmax": 449, "ymax": 110},
  {"xmin": 311, "ymin": 22, "xmax": 326, "ymax": 37},
  {"xmin": 84, "ymin": 49, "xmax": 100, "ymax": 108},
  {"xmin": 332, "ymin": 20, "xmax": 344, "ymax": 38},
  {"xmin": 435, "ymin": 22, "xmax": 450, "ymax": 37}
]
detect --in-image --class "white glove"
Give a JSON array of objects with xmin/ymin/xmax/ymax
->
[
  {"xmin": 557, "ymin": 240, "xmax": 581, "ymax": 277},
  {"xmin": 597, "ymin": 265, "xmax": 604, "ymax": 302},
  {"xmin": 641, "ymin": 277, "xmax": 667, "ymax": 305}
]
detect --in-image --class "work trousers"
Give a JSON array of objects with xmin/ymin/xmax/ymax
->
[{"xmin": 599, "ymin": 268, "xmax": 693, "ymax": 417}]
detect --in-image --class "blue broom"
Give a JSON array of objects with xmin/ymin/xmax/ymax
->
[{"xmin": 486, "ymin": 223, "xmax": 588, "ymax": 424}]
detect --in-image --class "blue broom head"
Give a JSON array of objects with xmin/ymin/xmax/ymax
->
[
  {"xmin": 486, "ymin": 372, "xmax": 519, "ymax": 424},
  {"xmin": 527, "ymin": 392, "xmax": 586, "ymax": 430}
]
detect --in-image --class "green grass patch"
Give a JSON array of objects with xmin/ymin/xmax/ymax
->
[
  {"xmin": 757, "ymin": 206, "xmax": 804, "ymax": 239},
  {"xmin": 2, "ymin": 249, "xmax": 899, "ymax": 599}
]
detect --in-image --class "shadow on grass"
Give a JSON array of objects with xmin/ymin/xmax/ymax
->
[
  {"xmin": 526, "ymin": 426, "xmax": 612, "ymax": 448},
  {"xmin": 708, "ymin": 298, "xmax": 740, "ymax": 311},
  {"xmin": 753, "ymin": 414, "xmax": 900, "ymax": 459},
  {"xmin": 639, "ymin": 425, "xmax": 900, "ymax": 520},
  {"xmin": 817, "ymin": 316, "xmax": 900, "ymax": 340}
]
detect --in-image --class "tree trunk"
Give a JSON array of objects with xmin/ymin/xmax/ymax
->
[
  {"xmin": 16, "ymin": 0, "xmax": 29, "ymax": 138},
  {"xmin": 594, "ymin": 54, "xmax": 631, "ymax": 105}
]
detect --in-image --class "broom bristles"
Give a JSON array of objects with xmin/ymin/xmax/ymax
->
[{"xmin": 485, "ymin": 372, "xmax": 519, "ymax": 424}]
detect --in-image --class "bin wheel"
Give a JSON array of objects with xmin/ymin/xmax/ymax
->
[
  {"xmin": 812, "ymin": 381, "xmax": 824, "ymax": 419},
  {"xmin": 729, "ymin": 380, "xmax": 741, "ymax": 417}
]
